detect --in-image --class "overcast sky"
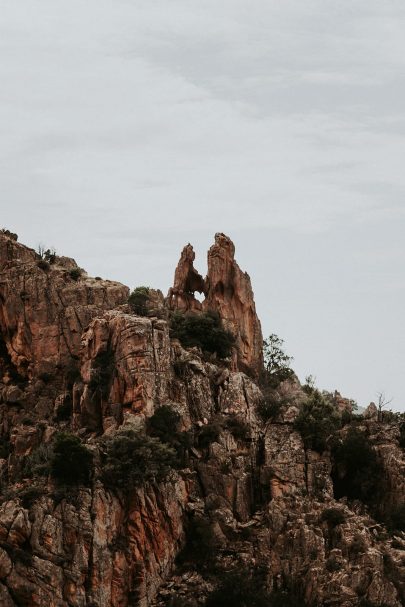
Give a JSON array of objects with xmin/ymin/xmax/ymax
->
[{"xmin": 1, "ymin": 1, "xmax": 404, "ymax": 411}]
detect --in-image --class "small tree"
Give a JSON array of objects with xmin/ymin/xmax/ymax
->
[
  {"xmin": 101, "ymin": 429, "xmax": 177, "ymax": 491},
  {"xmin": 294, "ymin": 390, "xmax": 340, "ymax": 452},
  {"xmin": 331, "ymin": 428, "xmax": 384, "ymax": 505},
  {"xmin": 261, "ymin": 334, "xmax": 294, "ymax": 388},
  {"xmin": 51, "ymin": 433, "xmax": 93, "ymax": 486},
  {"xmin": 128, "ymin": 286, "xmax": 150, "ymax": 316},
  {"xmin": 170, "ymin": 310, "xmax": 235, "ymax": 359}
]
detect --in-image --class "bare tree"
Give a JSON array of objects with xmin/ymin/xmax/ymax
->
[{"xmin": 376, "ymin": 391, "xmax": 393, "ymax": 422}]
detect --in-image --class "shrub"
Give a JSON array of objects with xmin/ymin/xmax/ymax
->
[
  {"xmin": 101, "ymin": 429, "xmax": 177, "ymax": 491},
  {"xmin": 37, "ymin": 259, "xmax": 50, "ymax": 271},
  {"xmin": 0, "ymin": 228, "xmax": 18, "ymax": 241},
  {"xmin": 88, "ymin": 350, "xmax": 114, "ymax": 398},
  {"xmin": 128, "ymin": 286, "xmax": 150, "ymax": 316},
  {"xmin": 321, "ymin": 508, "xmax": 346, "ymax": 526},
  {"xmin": 44, "ymin": 249, "xmax": 56, "ymax": 264},
  {"xmin": 18, "ymin": 486, "xmax": 45, "ymax": 508},
  {"xmin": 224, "ymin": 415, "xmax": 250, "ymax": 441},
  {"xmin": 23, "ymin": 443, "xmax": 53, "ymax": 478},
  {"xmin": 148, "ymin": 405, "xmax": 180, "ymax": 443},
  {"xmin": 256, "ymin": 394, "xmax": 283, "ymax": 423},
  {"xmin": 69, "ymin": 268, "xmax": 82, "ymax": 281},
  {"xmin": 148, "ymin": 405, "xmax": 191, "ymax": 464},
  {"xmin": 51, "ymin": 433, "xmax": 93, "ymax": 486},
  {"xmin": 260, "ymin": 334, "xmax": 294, "ymax": 389},
  {"xmin": 198, "ymin": 422, "xmax": 221, "ymax": 448},
  {"xmin": 331, "ymin": 428, "xmax": 383, "ymax": 506},
  {"xmin": 294, "ymin": 391, "xmax": 340, "ymax": 452},
  {"xmin": 170, "ymin": 310, "xmax": 235, "ymax": 359}
]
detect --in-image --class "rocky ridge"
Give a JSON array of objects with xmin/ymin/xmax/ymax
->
[{"xmin": 0, "ymin": 230, "xmax": 403, "ymax": 607}]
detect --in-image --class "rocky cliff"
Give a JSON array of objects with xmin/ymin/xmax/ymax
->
[
  {"xmin": 0, "ymin": 230, "xmax": 403, "ymax": 607},
  {"xmin": 168, "ymin": 233, "xmax": 263, "ymax": 376}
]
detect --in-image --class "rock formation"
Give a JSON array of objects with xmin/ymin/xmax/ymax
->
[
  {"xmin": 0, "ymin": 229, "xmax": 403, "ymax": 607},
  {"xmin": 168, "ymin": 233, "xmax": 263, "ymax": 376},
  {"xmin": 0, "ymin": 235, "xmax": 128, "ymax": 379},
  {"xmin": 167, "ymin": 244, "xmax": 205, "ymax": 313}
]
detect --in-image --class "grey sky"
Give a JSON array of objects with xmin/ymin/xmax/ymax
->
[{"xmin": 1, "ymin": 1, "xmax": 404, "ymax": 410}]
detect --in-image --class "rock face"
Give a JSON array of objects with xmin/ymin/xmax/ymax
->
[
  {"xmin": 78, "ymin": 310, "xmax": 172, "ymax": 432},
  {"xmin": 168, "ymin": 233, "xmax": 263, "ymax": 376},
  {"xmin": 0, "ymin": 230, "xmax": 403, "ymax": 607},
  {"xmin": 167, "ymin": 245, "xmax": 205, "ymax": 313},
  {"xmin": 0, "ymin": 233, "xmax": 128, "ymax": 379}
]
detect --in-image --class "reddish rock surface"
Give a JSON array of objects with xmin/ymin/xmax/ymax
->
[
  {"xmin": 0, "ymin": 233, "xmax": 128, "ymax": 379},
  {"xmin": 0, "ymin": 231, "xmax": 403, "ymax": 607},
  {"xmin": 168, "ymin": 233, "xmax": 263, "ymax": 376}
]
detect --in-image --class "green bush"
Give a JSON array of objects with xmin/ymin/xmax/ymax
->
[
  {"xmin": 148, "ymin": 405, "xmax": 192, "ymax": 465},
  {"xmin": 198, "ymin": 422, "xmax": 221, "ymax": 448},
  {"xmin": 148, "ymin": 405, "xmax": 180, "ymax": 444},
  {"xmin": 44, "ymin": 249, "xmax": 56, "ymax": 264},
  {"xmin": 260, "ymin": 334, "xmax": 294, "ymax": 389},
  {"xmin": 69, "ymin": 268, "xmax": 82, "ymax": 281},
  {"xmin": 101, "ymin": 429, "xmax": 177, "ymax": 491},
  {"xmin": 23, "ymin": 443, "xmax": 53, "ymax": 478},
  {"xmin": 321, "ymin": 508, "xmax": 346, "ymax": 526},
  {"xmin": 128, "ymin": 286, "xmax": 150, "ymax": 316},
  {"xmin": 331, "ymin": 428, "xmax": 383, "ymax": 506},
  {"xmin": 170, "ymin": 310, "xmax": 235, "ymax": 359},
  {"xmin": 51, "ymin": 433, "xmax": 93, "ymax": 486},
  {"xmin": 294, "ymin": 391, "xmax": 340, "ymax": 452},
  {"xmin": 256, "ymin": 394, "xmax": 283, "ymax": 423}
]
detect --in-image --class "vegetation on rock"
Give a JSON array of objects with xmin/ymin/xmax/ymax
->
[
  {"xmin": 50, "ymin": 433, "xmax": 93, "ymax": 486},
  {"xmin": 331, "ymin": 427, "xmax": 383, "ymax": 506},
  {"xmin": 170, "ymin": 310, "xmax": 235, "ymax": 358},
  {"xmin": 128, "ymin": 286, "xmax": 151, "ymax": 316},
  {"xmin": 101, "ymin": 428, "xmax": 177, "ymax": 491},
  {"xmin": 294, "ymin": 390, "xmax": 340, "ymax": 452}
]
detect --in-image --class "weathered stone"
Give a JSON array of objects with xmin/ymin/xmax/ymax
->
[{"xmin": 168, "ymin": 233, "xmax": 263, "ymax": 377}]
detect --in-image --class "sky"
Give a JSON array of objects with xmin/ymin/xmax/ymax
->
[{"xmin": 1, "ymin": 1, "xmax": 404, "ymax": 410}]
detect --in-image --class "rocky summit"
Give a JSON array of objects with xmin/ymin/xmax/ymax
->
[{"xmin": 0, "ymin": 229, "xmax": 403, "ymax": 607}]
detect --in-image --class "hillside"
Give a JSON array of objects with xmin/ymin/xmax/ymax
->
[{"xmin": 0, "ymin": 229, "xmax": 403, "ymax": 607}]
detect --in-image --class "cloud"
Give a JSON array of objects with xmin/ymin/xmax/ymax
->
[{"xmin": 1, "ymin": 0, "xmax": 404, "ymax": 409}]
